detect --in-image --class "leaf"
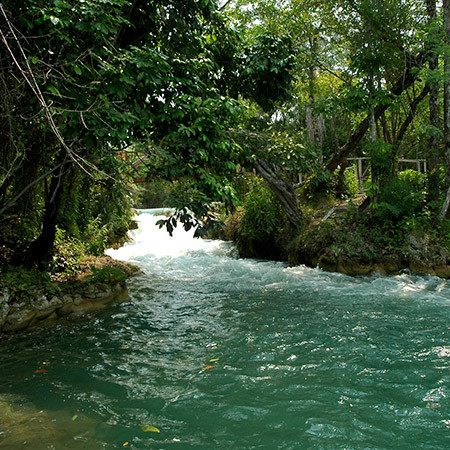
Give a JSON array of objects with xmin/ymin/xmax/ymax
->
[
  {"xmin": 47, "ymin": 85, "xmax": 61, "ymax": 97},
  {"xmin": 72, "ymin": 414, "xmax": 78, "ymax": 421},
  {"xmin": 120, "ymin": 346, "xmax": 130, "ymax": 350},
  {"xmin": 140, "ymin": 425, "xmax": 160, "ymax": 433},
  {"xmin": 202, "ymin": 366, "xmax": 214, "ymax": 370},
  {"xmin": 123, "ymin": 443, "xmax": 129, "ymax": 447},
  {"xmin": 34, "ymin": 369, "xmax": 48, "ymax": 374},
  {"xmin": 209, "ymin": 358, "xmax": 219, "ymax": 362}
]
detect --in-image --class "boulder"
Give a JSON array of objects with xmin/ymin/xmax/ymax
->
[
  {"xmin": 3, "ymin": 309, "xmax": 36, "ymax": 332},
  {"xmin": 56, "ymin": 303, "xmax": 75, "ymax": 317}
]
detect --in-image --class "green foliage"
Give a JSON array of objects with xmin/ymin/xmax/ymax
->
[
  {"xmin": 138, "ymin": 180, "xmax": 173, "ymax": 209},
  {"xmin": 0, "ymin": 266, "xmax": 60, "ymax": 298},
  {"xmin": 398, "ymin": 169, "xmax": 427, "ymax": 191},
  {"xmin": 368, "ymin": 139, "xmax": 393, "ymax": 174},
  {"xmin": 88, "ymin": 266, "xmax": 129, "ymax": 284},
  {"xmin": 265, "ymin": 131, "xmax": 320, "ymax": 174},
  {"xmin": 240, "ymin": 177, "xmax": 284, "ymax": 241},
  {"xmin": 50, "ymin": 228, "xmax": 86, "ymax": 275},
  {"xmin": 241, "ymin": 33, "xmax": 296, "ymax": 112},
  {"xmin": 343, "ymin": 167, "xmax": 360, "ymax": 199},
  {"xmin": 373, "ymin": 172, "xmax": 427, "ymax": 223},
  {"xmin": 82, "ymin": 218, "xmax": 109, "ymax": 256}
]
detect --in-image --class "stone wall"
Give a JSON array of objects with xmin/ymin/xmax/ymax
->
[{"xmin": 0, "ymin": 281, "xmax": 130, "ymax": 333}]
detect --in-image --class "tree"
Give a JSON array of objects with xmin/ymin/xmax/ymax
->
[
  {"xmin": 0, "ymin": 0, "xmax": 243, "ymax": 265},
  {"xmin": 440, "ymin": 0, "xmax": 450, "ymax": 220},
  {"xmin": 426, "ymin": 0, "xmax": 441, "ymax": 201}
]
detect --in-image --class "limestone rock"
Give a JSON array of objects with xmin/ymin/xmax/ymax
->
[
  {"xmin": 0, "ymin": 289, "xmax": 10, "ymax": 327},
  {"xmin": 61, "ymin": 294, "xmax": 74, "ymax": 304},
  {"xmin": 35, "ymin": 306, "xmax": 57, "ymax": 321},
  {"xmin": 73, "ymin": 295, "xmax": 84, "ymax": 305},
  {"xmin": 434, "ymin": 265, "xmax": 450, "ymax": 279},
  {"xmin": 318, "ymin": 252, "xmax": 337, "ymax": 273},
  {"xmin": 56, "ymin": 303, "xmax": 75, "ymax": 317},
  {"xmin": 3, "ymin": 309, "xmax": 36, "ymax": 332}
]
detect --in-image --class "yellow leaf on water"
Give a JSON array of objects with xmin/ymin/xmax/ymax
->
[
  {"xmin": 120, "ymin": 346, "xmax": 130, "ymax": 350},
  {"xmin": 140, "ymin": 425, "xmax": 160, "ymax": 433},
  {"xmin": 209, "ymin": 358, "xmax": 219, "ymax": 362},
  {"xmin": 72, "ymin": 414, "xmax": 78, "ymax": 421},
  {"xmin": 123, "ymin": 442, "xmax": 129, "ymax": 447}
]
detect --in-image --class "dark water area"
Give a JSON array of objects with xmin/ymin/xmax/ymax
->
[{"xmin": 0, "ymin": 209, "xmax": 449, "ymax": 449}]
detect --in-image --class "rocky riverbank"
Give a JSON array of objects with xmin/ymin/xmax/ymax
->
[
  {"xmin": 0, "ymin": 256, "xmax": 139, "ymax": 334},
  {"xmin": 219, "ymin": 204, "xmax": 450, "ymax": 280}
]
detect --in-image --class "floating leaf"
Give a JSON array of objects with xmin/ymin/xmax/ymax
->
[
  {"xmin": 140, "ymin": 425, "xmax": 160, "ymax": 433},
  {"xmin": 202, "ymin": 366, "xmax": 214, "ymax": 370},
  {"xmin": 209, "ymin": 358, "xmax": 219, "ymax": 362},
  {"xmin": 123, "ymin": 442, "xmax": 129, "ymax": 447},
  {"xmin": 120, "ymin": 346, "xmax": 130, "ymax": 350},
  {"xmin": 72, "ymin": 414, "xmax": 78, "ymax": 421},
  {"xmin": 34, "ymin": 369, "xmax": 48, "ymax": 374}
]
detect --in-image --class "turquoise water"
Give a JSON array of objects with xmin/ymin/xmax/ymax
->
[{"xmin": 0, "ymin": 209, "xmax": 449, "ymax": 449}]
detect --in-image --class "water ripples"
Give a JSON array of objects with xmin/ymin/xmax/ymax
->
[{"xmin": 0, "ymin": 209, "xmax": 448, "ymax": 448}]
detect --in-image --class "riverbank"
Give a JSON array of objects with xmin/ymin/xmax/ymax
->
[
  {"xmin": 0, "ymin": 256, "xmax": 139, "ymax": 333},
  {"xmin": 219, "ymin": 197, "xmax": 450, "ymax": 280}
]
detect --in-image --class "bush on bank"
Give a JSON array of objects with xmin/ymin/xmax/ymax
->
[{"xmin": 223, "ymin": 174, "xmax": 450, "ymax": 278}]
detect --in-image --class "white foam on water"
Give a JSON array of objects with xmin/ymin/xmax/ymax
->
[{"xmin": 107, "ymin": 209, "xmax": 450, "ymax": 303}]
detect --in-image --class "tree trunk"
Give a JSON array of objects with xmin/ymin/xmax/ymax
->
[
  {"xmin": 439, "ymin": 185, "xmax": 450, "ymax": 220},
  {"xmin": 440, "ymin": 0, "xmax": 450, "ymax": 220},
  {"xmin": 368, "ymin": 71, "xmax": 379, "ymax": 188},
  {"xmin": 391, "ymin": 86, "xmax": 430, "ymax": 175},
  {"xmin": 254, "ymin": 157, "xmax": 303, "ymax": 229},
  {"xmin": 326, "ymin": 52, "xmax": 425, "ymax": 174},
  {"xmin": 426, "ymin": 0, "xmax": 441, "ymax": 200},
  {"xmin": 306, "ymin": 43, "xmax": 316, "ymax": 146},
  {"xmin": 22, "ymin": 150, "xmax": 71, "ymax": 267}
]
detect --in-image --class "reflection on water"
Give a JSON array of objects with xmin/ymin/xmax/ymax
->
[{"xmin": 0, "ymin": 209, "xmax": 449, "ymax": 448}]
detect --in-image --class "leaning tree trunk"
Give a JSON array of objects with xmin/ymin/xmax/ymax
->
[
  {"xmin": 326, "ymin": 52, "xmax": 425, "ymax": 174},
  {"xmin": 254, "ymin": 157, "xmax": 303, "ymax": 229}
]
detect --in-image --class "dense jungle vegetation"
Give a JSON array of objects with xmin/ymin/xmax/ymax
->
[{"xmin": 1, "ymin": 0, "xmax": 450, "ymax": 282}]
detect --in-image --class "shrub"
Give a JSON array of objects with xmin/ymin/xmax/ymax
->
[
  {"xmin": 88, "ymin": 266, "xmax": 129, "ymax": 283},
  {"xmin": 373, "ymin": 173, "xmax": 426, "ymax": 223},
  {"xmin": 239, "ymin": 178, "xmax": 284, "ymax": 241},
  {"xmin": 50, "ymin": 227, "xmax": 86, "ymax": 275},
  {"xmin": 0, "ymin": 266, "xmax": 60, "ymax": 299},
  {"xmin": 81, "ymin": 217, "xmax": 109, "ymax": 256},
  {"xmin": 343, "ymin": 166, "xmax": 360, "ymax": 198}
]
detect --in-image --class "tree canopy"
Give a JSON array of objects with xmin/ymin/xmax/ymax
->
[{"xmin": 1, "ymin": 0, "xmax": 450, "ymax": 269}]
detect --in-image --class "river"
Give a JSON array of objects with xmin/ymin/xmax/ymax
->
[{"xmin": 0, "ymin": 208, "xmax": 449, "ymax": 449}]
